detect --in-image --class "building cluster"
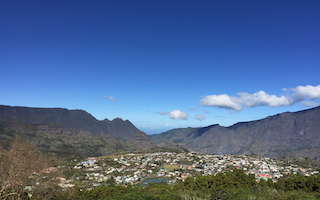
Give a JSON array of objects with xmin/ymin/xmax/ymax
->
[{"xmin": 59, "ymin": 152, "xmax": 318, "ymax": 189}]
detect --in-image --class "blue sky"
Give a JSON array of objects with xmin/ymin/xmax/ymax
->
[{"xmin": 1, "ymin": 0, "xmax": 319, "ymax": 134}]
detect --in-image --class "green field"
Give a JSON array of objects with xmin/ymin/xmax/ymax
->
[{"xmin": 163, "ymin": 164, "xmax": 179, "ymax": 171}]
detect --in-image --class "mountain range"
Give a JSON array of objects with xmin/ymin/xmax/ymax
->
[
  {"xmin": 0, "ymin": 105, "xmax": 139, "ymax": 141},
  {"xmin": 1, "ymin": 105, "xmax": 320, "ymax": 160},
  {"xmin": 150, "ymin": 106, "xmax": 320, "ymax": 160},
  {"xmin": 0, "ymin": 105, "xmax": 184, "ymax": 156}
]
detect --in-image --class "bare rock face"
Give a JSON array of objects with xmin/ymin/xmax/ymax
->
[{"xmin": 150, "ymin": 106, "xmax": 320, "ymax": 160}]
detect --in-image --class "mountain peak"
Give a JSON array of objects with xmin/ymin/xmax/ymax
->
[{"xmin": 112, "ymin": 117, "xmax": 124, "ymax": 122}]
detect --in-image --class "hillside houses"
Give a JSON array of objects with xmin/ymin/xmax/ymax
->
[{"xmin": 59, "ymin": 152, "xmax": 318, "ymax": 190}]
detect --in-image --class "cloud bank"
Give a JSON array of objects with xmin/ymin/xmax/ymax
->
[{"xmin": 200, "ymin": 85, "xmax": 320, "ymax": 113}]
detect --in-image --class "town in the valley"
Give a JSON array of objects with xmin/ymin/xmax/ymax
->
[{"xmin": 56, "ymin": 152, "xmax": 318, "ymax": 190}]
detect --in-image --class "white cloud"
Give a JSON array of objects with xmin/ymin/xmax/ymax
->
[
  {"xmin": 169, "ymin": 110, "xmax": 189, "ymax": 120},
  {"xmin": 105, "ymin": 95, "xmax": 117, "ymax": 101},
  {"xmin": 237, "ymin": 91, "xmax": 294, "ymax": 107},
  {"xmin": 188, "ymin": 108, "xmax": 197, "ymax": 111},
  {"xmin": 291, "ymin": 85, "xmax": 320, "ymax": 101},
  {"xmin": 200, "ymin": 84, "xmax": 320, "ymax": 112},
  {"xmin": 199, "ymin": 94, "xmax": 243, "ymax": 112},
  {"xmin": 195, "ymin": 114, "xmax": 206, "ymax": 121},
  {"xmin": 301, "ymin": 101, "xmax": 319, "ymax": 107},
  {"xmin": 165, "ymin": 123, "xmax": 174, "ymax": 127},
  {"xmin": 155, "ymin": 110, "xmax": 189, "ymax": 120}
]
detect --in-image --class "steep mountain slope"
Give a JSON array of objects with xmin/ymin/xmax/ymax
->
[
  {"xmin": 150, "ymin": 106, "xmax": 320, "ymax": 159},
  {"xmin": 0, "ymin": 119, "xmax": 156, "ymax": 156},
  {"xmin": 0, "ymin": 105, "xmax": 139, "ymax": 141},
  {"xmin": 157, "ymin": 138, "xmax": 193, "ymax": 152}
]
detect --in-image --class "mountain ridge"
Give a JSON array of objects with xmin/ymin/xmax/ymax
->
[
  {"xmin": 150, "ymin": 106, "xmax": 320, "ymax": 160},
  {"xmin": 2, "ymin": 104, "xmax": 320, "ymax": 159},
  {"xmin": 0, "ymin": 105, "xmax": 189, "ymax": 156},
  {"xmin": 0, "ymin": 119, "xmax": 157, "ymax": 156},
  {"xmin": 0, "ymin": 105, "xmax": 139, "ymax": 141}
]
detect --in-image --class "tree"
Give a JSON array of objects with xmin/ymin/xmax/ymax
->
[{"xmin": 0, "ymin": 139, "xmax": 58, "ymax": 199}]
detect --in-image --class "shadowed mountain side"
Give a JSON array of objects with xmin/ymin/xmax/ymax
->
[
  {"xmin": 288, "ymin": 148, "xmax": 320, "ymax": 161},
  {"xmin": 0, "ymin": 105, "xmax": 139, "ymax": 141},
  {"xmin": 156, "ymin": 138, "xmax": 193, "ymax": 152},
  {"xmin": 126, "ymin": 131, "xmax": 155, "ymax": 150},
  {"xmin": 150, "ymin": 106, "xmax": 320, "ymax": 160},
  {"xmin": 0, "ymin": 120, "xmax": 158, "ymax": 157},
  {"xmin": 0, "ymin": 119, "xmax": 95, "ymax": 137}
]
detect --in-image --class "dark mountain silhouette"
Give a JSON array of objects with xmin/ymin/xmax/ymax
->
[
  {"xmin": 0, "ymin": 105, "xmax": 139, "ymax": 141},
  {"xmin": 150, "ymin": 106, "xmax": 320, "ymax": 160}
]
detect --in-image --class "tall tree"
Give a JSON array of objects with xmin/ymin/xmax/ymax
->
[{"xmin": 0, "ymin": 139, "xmax": 58, "ymax": 199}]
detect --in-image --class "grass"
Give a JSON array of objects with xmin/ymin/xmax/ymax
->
[{"xmin": 163, "ymin": 164, "xmax": 180, "ymax": 171}]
